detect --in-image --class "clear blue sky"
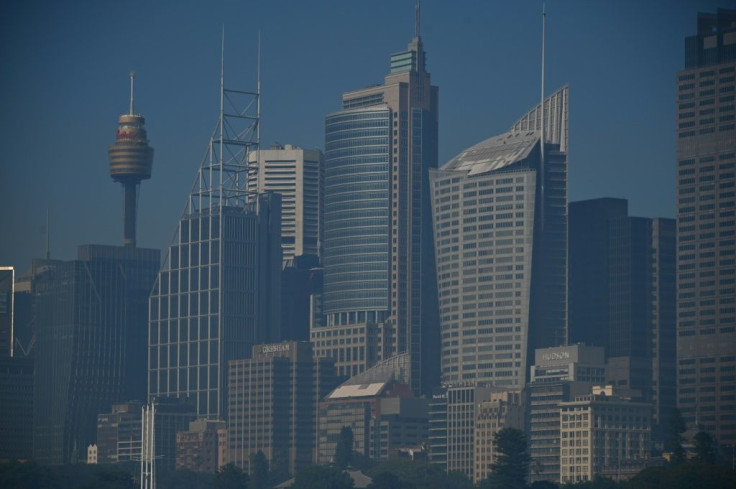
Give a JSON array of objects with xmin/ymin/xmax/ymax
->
[{"xmin": 0, "ymin": 0, "xmax": 730, "ymax": 272}]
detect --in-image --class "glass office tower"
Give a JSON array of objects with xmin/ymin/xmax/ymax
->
[
  {"xmin": 148, "ymin": 196, "xmax": 281, "ymax": 419},
  {"xmin": 315, "ymin": 33, "xmax": 439, "ymax": 394},
  {"xmin": 33, "ymin": 245, "xmax": 159, "ymax": 464}
]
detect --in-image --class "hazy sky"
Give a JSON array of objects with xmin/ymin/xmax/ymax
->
[{"xmin": 0, "ymin": 0, "xmax": 730, "ymax": 272}]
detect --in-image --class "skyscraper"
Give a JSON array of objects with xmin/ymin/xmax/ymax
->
[
  {"xmin": 429, "ymin": 86, "xmax": 569, "ymax": 387},
  {"xmin": 569, "ymin": 199, "xmax": 676, "ymax": 439},
  {"xmin": 33, "ymin": 245, "xmax": 159, "ymax": 464},
  {"xmin": 247, "ymin": 144, "xmax": 323, "ymax": 264},
  {"xmin": 676, "ymin": 8, "xmax": 736, "ymax": 445},
  {"xmin": 316, "ymin": 18, "xmax": 439, "ymax": 393},
  {"xmin": 147, "ymin": 55, "xmax": 282, "ymax": 420},
  {"xmin": 0, "ymin": 267, "xmax": 13, "ymax": 357}
]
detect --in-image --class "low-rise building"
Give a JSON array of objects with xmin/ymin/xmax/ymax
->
[
  {"xmin": 474, "ymin": 390, "xmax": 524, "ymax": 484},
  {"xmin": 526, "ymin": 345, "xmax": 606, "ymax": 484},
  {"xmin": 176, "ymin": 419, "xmax": 227, "ymax": 472},
  {"xmin": 559, "ymin": 385, "xmax": 651, "ymax": 484},
  {"xmin": 317, "ymin": 380, "xmax": 428, "ymax": 464},
  {"xmin": 228, "ymin": 341, "xmax": 337, "ymax": 476},
  {"xmin": 96, "ymin": 402, "xmax": 142, "ymax": 464}
]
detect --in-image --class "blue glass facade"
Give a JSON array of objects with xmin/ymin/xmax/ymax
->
[
  {"xmin": 149, "ymin": 196, "xmax": 282, "ymax": 420},
  {"xmin": 323, "ymin": 108, "xmax": 391, "ymax": 320}
]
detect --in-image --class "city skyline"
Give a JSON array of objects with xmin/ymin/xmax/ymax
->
[{"xmin": 1, "ymin": 0, "xmax": 729, "ymax": 273}]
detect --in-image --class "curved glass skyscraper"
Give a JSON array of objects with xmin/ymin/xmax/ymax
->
[
  {"xmin": 313, "ymin": 33, "xmax": 439, "ymax": 394},
  {"xmin": 324, "ymin": 108, "xmax": 391, "ymax": 319}
]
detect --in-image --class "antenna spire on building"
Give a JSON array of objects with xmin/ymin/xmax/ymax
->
[
  {"xmin": 415, "ymin": 0, "xmax": 421, "ymax": 38},
  {"xmin": 539, "ymin": 3, "xmax": 546, "ymax": 231},
  {"xmin": 129, "ymin": 71, "xmax": 135, "ymax": 115}
]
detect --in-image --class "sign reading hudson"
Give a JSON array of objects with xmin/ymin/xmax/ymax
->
[{"xmin": 261, "ymin": 343, "xmax": 290, "ymax": 354}]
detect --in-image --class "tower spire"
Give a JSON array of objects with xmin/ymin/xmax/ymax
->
[
  {"xmin": 540, "ymin": 3, "xmax": 546, "ymax": 231},
  {"xmin": 415, "ymin": 0, "xmax": 421, "ymax": 38},
  {"xmin": 129, "ymin": 71, "xmax": 135, "ymax": 115}
]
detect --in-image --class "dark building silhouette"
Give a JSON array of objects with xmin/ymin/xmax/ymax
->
[
  {"xmin": 569, "ymin": 199, "xmax": 676, "ymax": 439},
  {"xmin": 32, "ymin": 245, "xmax": 159, "ymax": 464},
  {"xmin": 0, "ymin": 268, "xmax": 13, "ymax": 357},
  {"xmin": 676, "ymin": 8, "xmax": 736, "ymax": 445},
  {"xmin": 0, "ymin": 356, "xmax": 33, "ymax": 460},
  {"xmin": 281, "ymin": 255, "xmax": 322, "ymax": 342}
]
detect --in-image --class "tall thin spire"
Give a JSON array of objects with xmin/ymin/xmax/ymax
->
[
  {"xmin": 415, "ymin": 0, "xmax": 421, "ymax": 38},
  {"xmin": 540, "ymin": 3, "xmax": 546, "ymax": 230},
  {"xmin": 257, "ymin": 30, "xmax": 261, "ymax": 149},
  {"xmin": 129, "ymin": 71, "xmax": 135, "ymax": 115}
]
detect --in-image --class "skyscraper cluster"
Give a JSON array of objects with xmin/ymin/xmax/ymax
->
[{"xmin": 1, "ymin": 6, "xmax": 735, "ymax": 489}]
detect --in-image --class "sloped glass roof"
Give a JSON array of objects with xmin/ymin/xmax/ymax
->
[{"xmin": 441, "ymin": 130, "xmax": 539, "ymax": 176}]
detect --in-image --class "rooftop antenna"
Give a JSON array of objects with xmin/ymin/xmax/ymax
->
[
  {"xmin": 257, "ymin": 30, "xmax": 262, "ymax": 153},
  {"xmin": 539, "ymin": 3, "xmax": 546, "ymax": 230},
  {"xmin": 415, "ymin": 0, "xmax": 420, "ymax": 38},
  {"xmin": 109, "ymin": 72, "xmax": 154, "ymax": 247},
  {"xmin": 129, "ymin": 71, "xmax": 135, "ymax": 115}
]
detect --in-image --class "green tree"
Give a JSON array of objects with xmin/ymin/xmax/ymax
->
[
  {"xmin": 292, "ymin": 465, "xmax": 354, "ymax": 489},
  {"xmin": 0, "ymin": 460, "xmax": 59, "ymax": 489},
  {"xmin": 480, "ymin": 427, "xmax": 530, "ymax": 489},
  {"xmin": 214, "ymin": 463, "xmax": 249, "ymax": 489},
  {"xmin": 77, "ymin": 469, "xmax": 137, "ymax": 489},
  {"xmin": 335, "ymin": 426, "xmax": 354, "ymax": 468},
  {"xmin": 626, "ymin": 462, "xmax": 736, "ymax": 489},
  {"xmin": 250, "ymin": 450, "xmax": 270, "ymax": 489},
  {"xmin": 367, "ymin": 471, "xmax": 414, "ymax": 489},
  {"xmin": 559, "ymin": 476, "xmax": 619, "ymax": 489},
  {"xmin": 665, "ymin": 408, "xmax": 687, "ymax": 465},
  {"xmin": 692, "ymin": 431, "xmax": 717, "ymax": 465},
  {"xmin": 366, "ymin": 458, "xmax": 471, "ymax": 489},
  {"xmin": 159, "ymin": 468, "xmax": 213, "ymax": 489},
  {"xmin": 530, "ymin": 480, "xmax": 559, "ymax": 489}
]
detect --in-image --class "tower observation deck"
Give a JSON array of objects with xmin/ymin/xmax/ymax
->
[{"xmin": 108, "ymin": 73, "xmax": 154, "ymax": 247}]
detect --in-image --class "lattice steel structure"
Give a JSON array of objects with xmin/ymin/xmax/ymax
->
[{"xmin": 148, "ymin": 35, "xmax": 283, "ymax": 421}]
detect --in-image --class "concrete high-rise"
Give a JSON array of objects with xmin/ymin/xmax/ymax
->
[
  {"xmin": 676, "ymin": 8, "xmax": 736, "ymax": 446},
  {"xmin": 429, "ymin": 87, "xmax": 569, "ymax": 388},
  {"xmin": 247, "ymin": 144, "xmax": 323, "ymax": 264},
  {"xmin": 32, "ymin": 245, "xmax": 159, "ymax": 464},
  {"xmin": 316, "ymin": 21, "xmax": 439, "ymax": 393},
  {"xmin": 569, "ymin": 199, "xmax": 676, "ymax": 439}
]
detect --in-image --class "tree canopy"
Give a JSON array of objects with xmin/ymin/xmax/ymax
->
[
  {"xmin": 480, "ymin": 427, "xmax": 531, "ymax": 489},
  {"xmin": 335, "ymin": 426, "xmax": 354, "ymax": 469},
  {"xmin": 292, "ymin": 465, "xmax": 354, "ymax": 489}
]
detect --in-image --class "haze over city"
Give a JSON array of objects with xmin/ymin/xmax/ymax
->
[
  {"xmin": 0, "ymin": 0, "xmax": 725, "ymax": 272},
  {"xmin": 1, "ymin": 1, "xmax": 735, "ymax": 488}
]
